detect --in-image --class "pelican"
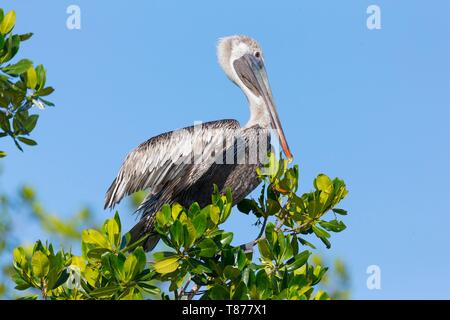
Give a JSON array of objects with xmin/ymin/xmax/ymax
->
[{"xmin": 104, "ymin": 35, "xmax": 292, "ymax": 251}]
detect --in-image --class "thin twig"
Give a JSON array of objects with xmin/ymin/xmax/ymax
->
[
  {"xmin": 119, "ymin": 233, "xmax": 150, "ymax": 253},
  {"xmin": 187, "ymin": 284, "xmax": 200, "ymax": 300},
  {"xmin": 179, "ymin": 276, "xmax": 192, "ymax": 298},
  {"xmin": 239, "ymin": 216, "xmax": 269, "ymax": 253},
  {"xmin": 256, "ymin": 216, "xmax": 268, "ymax": 240}
]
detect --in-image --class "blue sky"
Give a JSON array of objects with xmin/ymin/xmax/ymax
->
[{"xmin": 1, "ymin": 1, "xmax": 450, "ymax": 299}]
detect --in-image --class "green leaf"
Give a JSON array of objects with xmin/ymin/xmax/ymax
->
[
  {"xmin": 36, "ymin": 87, "xmax": 54, "ymax": 97},
  {"xmin": 237, "ymin": 199, "xmax": 257, "ymax": 214},
  {"xmin": 156, "ymin": 204, "xmax": 172, "ymax": 226},
  {"xmin": 237, "ymin": 249, "xmax": 247, "ymax": 270},
  {"xmin": 287, "ymin": 250, "xmax": 311, "ymax": 271},
  {"xmin": 17, "ymin": 137, "xmax": 37, "ymax": 146},
  {"xmin": 210, "ymin": 206, "xmax": 220, "ymax": 225},
  {"xmin": 314, "ymin": 174, "xmax": 333, "ymax": 193},
  {"xmin": 154, "ymin": 255, "xmax": 180, "ymax": 274},
  {"xmin": 209, "ymin": 284, "xmax": 229, "ymax": 300},
  {"xmin": 104, "ymin": 214, "xmax": 121, "ymax": 248},
  {"xmin": 170, "ymin": 220, "xmax": 183, "ymax": 247},
  {"xmin": 90, "ymin": 285, "xmax": 120, "ymax": 298},
  {"xmin": 0, "ymin": 10, "xmax": 16, "ymax": 34},
  {"xmin": 216, "ymin": 231, "xmax": 233, "ymax": 247},
  {"xmin": 223, "ymin": 265, "xmax": 240, "ymax": 280},
  {"xmin": 35, "ymin": 64, "xmax": 46, "ymax": 90},
  {"xmin": 24, "ymin": 114, "xmax": 39, "ymax": 133},
  {"xmin": 171, "ymin": 203, "xmax": 184, "ymax": 220},
  {"xmin": 232, "ymin": 281, "xmax": 249, "ymax": 300},
  {"xmin": 37, "ymin": 97, "xmax": 54, "ymax": 107},
  {"xmin": 0, "ymin": 150, "xmax": 7, "ymax": 158},
  {"xmin": 257, "ymin": 239, "xmax": 272, "ymax": 260},
  {"xmin": 255, "ymin": 270, "xmax": 271, "ymax": 299},
  {"xmin": 31, "ymin": 251, "xmax": 50, "ymax": 278},
  {"xmin": 52, "ymin": 269, "xmax": 70, "ymax": 290},
  {"xmin": 192, "ymin": 211, "xmax": 207, "ymax": 236},
  {"xmin": 26, "ymin": 67, "xmax": 37, "ymax": 89},
  {"xmin": 220, "ymin": 202, "xmax": 232, "ymax": 223},
  {"xmin": 267, "ymin": 198, "xmax": 281, "ymax": 215},
  {"xmin": 70, "ymin": 256, "xmax": 85, "ymax": 271},
  {"xmin": 0, "ymin": 34, "xmax": 19, "ymax": 64},
  {"xmin": 298, "ymin": 237, "xmax": 316, "ymax": 249},
  {"xmin": 332, "ymin": 208, "xmax": 348, "ymax": 215},
  {"xmin": 82, "ymin": 229, "xmax": 110, "ymax": 248},
  {"xmin": 12, "ymin": 273, "xmax": 31, "ymax": 291},
  {"xmin": 19, "ymin": 32, "xmax": 33, "ymax": 41},
  {"xmin": 265, "ymin": 222, "xmax": 276, "ymax": 245},
  {"xmin": 183, "ymin": 220, "xmax": 197, "ymax": 249},
  {"xmin": 312, "ymin": 225, "xmax": 331, "ymax": 249},
  {"xmin": 196, "ymin": 238, "xmax": 217, "ymax": 258},
  {"xmin": 123, "ymin": 253, "xmax": 138, "ymax": 281},
  {"xmin": 18, "ymin": 295, "xmax": 39, "ymax": 300},
  {"xmin": 103, "ymin": 252, "xmax": 126, "ymax": 280},
  {"xmin": 312, "ymin": 225, "xmax": 330, "ymax": 239},
  {"xmin": 1, "ymin": 59, "xmax": 32, "ymax": 75},
  {"xmin": 319, "ymin": 219, "xmax": 347, "ymax": 233},
  {"xmin": 83, "ymin": 266, "xmax": 99, "ymax": 287},
  {"xmin": 133, "ymin": 247, "xmax": 147, "ymax": 273},
  {"xmin": 86, "ymin": 247, "xmax": 110, "ymax": 260},
  {"xmin": 13, "ymin": 247, "xmax": 27, "ymax": 269}
]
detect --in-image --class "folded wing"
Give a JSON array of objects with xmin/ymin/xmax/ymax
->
[{"xmin": 104, "ymin": 119, "xmax": 240, "ymax": 210}]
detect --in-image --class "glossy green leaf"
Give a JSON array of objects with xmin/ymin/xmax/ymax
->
[
  {"xmin": 314, "ymin": 174, "xmax": 333, "ymax": 193},
  {"xmin": 258, "ymin": 239, "xmax": 272, "ymax": 260},
  {"xmin": 170, "ymin": 220, "xmax": 183, "ymax": 247},
  {"xmin": 154, "ymin": 255, "xmax": 180, "ymax": 274},
  {"xmin": 35, "ymin": 64, "xmax": 46, "ymax": 90},
  {"xmin": 19, "ymin": 32, "xmax": 33, "ymax": 41},
  {"xmin": 26, "ymin": 67, "xmax": 37, "ymax": 89},
  {"xmin": 0, "ymin": 10, "xmax": 16, "ymax": 34},
  {"xmin": 1, "ymin": 59, "xmax": 32, "ymax": 75},
  {"xmin": 223, "ymin": 265, "xmax": 240, "ymax": 280},
  {"xmin": 17, "ymin": 137, "xmax": 37, "ymax": 146},
  {"xmin": 209, "ymin": 284, "xmax": 229, "ymax": 300},
  {"xmin": 192, "ymin": 211, "xmax": 207, "ymax": 235},
  {"xmin": 35, "ymin": 87, "xmax": 54, "ymax": 97},
  {"xmin": 23, "ymin": 114, "xmax": 38, "ymax": 133},
  {"xmin": 312, "ymin": 225, "xmax": 331, "ymax": 248},
  {"xmin": 196, "ymin": 238, "xmax": 217, "ymax": 258},
  {"xmin": 287, "ymin": 250, "xmax": 311, "ymax": 271},
  {"xmin": 171, "ymin": 203, "xmax": 183, "ymax": 220},
  {"xmin": 104, "ymin": 214, "xmax": 121, "ymax": 248},
  {"xmin": 209, "ymin": 205, "xmax": 220, "ymax": 225},
  {"xmin": 332, "ymin": 208, "xmax": 348, "ymax": 215},
  {"xmin": 232, "ymin": 281, "xmax": 249, "ymax": 300},
  {"xmin": 13, "ymin": 247, "xmax": 27, "ymax": 269},
  {"xmin": 319, "ymin": 219, "xmax": 347, "ymax": 233},
  {"xmin": 31, "ymin": 251, "xmax": 50, "ymax": 278},
  {"xmin": 82, "ymin": 229, "xmax": 110, "ymax": 248},
  {"xmin": 183, "ymin": 220, "xmax": 197, "ymax": 249}
]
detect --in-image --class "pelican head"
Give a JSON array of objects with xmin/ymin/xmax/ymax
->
[{"xmin": 217, "ymin": 35, "xmax": 292, "ymax": 160}]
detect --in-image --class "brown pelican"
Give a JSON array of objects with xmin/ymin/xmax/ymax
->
[{"xmin": 104, "ymin": 35, "xmax": 292, "ymax": 251}]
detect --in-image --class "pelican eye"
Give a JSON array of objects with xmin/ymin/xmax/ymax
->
[{"xmin": 254, "ymin": 51, "xmax": 261, "ymax": 58}]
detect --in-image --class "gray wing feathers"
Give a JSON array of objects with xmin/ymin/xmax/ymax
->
[{"xmin": 104, "ymin": 120, "xmax": 240, "ymax": 210}]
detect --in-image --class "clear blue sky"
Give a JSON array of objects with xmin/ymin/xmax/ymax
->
[{"xmin": 1, "ymin": 1, "xmax": 450, "ymax": 299}]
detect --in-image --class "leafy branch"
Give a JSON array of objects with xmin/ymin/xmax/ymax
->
[
  {"xmin": 0, "ymin": 9, "xmax": 55, "ymax": 157},
  {"xmin": 11, "ymin": 154, "xmax": 349, "ymax": 300}
]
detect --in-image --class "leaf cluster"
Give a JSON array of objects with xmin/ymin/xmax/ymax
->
[
  {"xmin": 12, "ymin": 154, "xmax": 349, "ymax": 300},
  {"xmin": 0, "ymin": 8, "xmax": 55, "ymax": 157}
]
